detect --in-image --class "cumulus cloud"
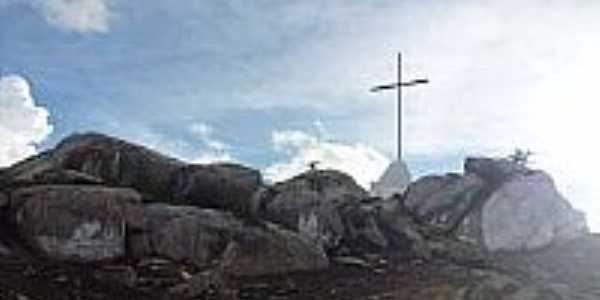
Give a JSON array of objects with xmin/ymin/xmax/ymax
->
[
  {"xmin": 264, "ymin": 130, "xmax": 390, "ymax": 189},
  {"xmin": 0, "ymin": 75, "xmax": 53, "ymax": 167},
  {"xmin": 189, "ymin": 122, "xmax": 235, "ymax": 164},
  {"xmin": 32, "ymin": 0, "xmax": 113, "ymax": 33},
  {"xmin": 192, "ymin": 151, "xmax": 235, "ymax": 165}
]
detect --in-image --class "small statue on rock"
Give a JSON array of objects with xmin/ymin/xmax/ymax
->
[{"xmin": 508, "ymin": 148, "xmax": 534, "ymax": 166}]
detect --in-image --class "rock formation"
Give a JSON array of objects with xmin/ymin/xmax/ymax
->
[
  {"xmin": 128, "ymin": 203, "xmax": 328, "ymax": 276},
  {"xmin": 10, "ymin": 185, "xmax": 141, "ymax": 261},
  {"xmin": 481, "ymin": 170, "xmax": 588, "ymax": 251},
  {"xmin": 253, "ymin": 169, "xmax": 388, "ymax": 252},
  {"xmin": 0, "ymin": 132, "xmax": 596, "ymax": 300},
  {"xmin": 383, "ymin": 157, "xmax": 588, "ymax": 252}
]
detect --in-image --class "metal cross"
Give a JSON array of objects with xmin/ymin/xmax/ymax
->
[{"xmin": 370, "ymin": 52, "xmax": 429, "ymax": 160}]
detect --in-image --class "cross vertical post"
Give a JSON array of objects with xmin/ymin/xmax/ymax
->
[
  {"xmin": 370, "ymin": 52, "xmax": 429, "ymax": 161},
  {"xmin": 369, "ymin": 52, "xmax": 428, "ymax": 198},
  {"xmin": 397, "ymin": 52, "xmax": 403, "ymax": 160}
]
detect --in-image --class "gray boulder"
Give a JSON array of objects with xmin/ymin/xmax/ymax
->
[
  {"xmin": 377, "ymin": 198, "xmax": 431, "ymax": 259},
  {"xmin": 8, "ymin": 168, "xmax": 104, "ymax": 188},
  {"xmin": 15, "ymin": 133, "xmax": 263, "ymax": 212},
  {"xmin": 464, "ymin": 157, "xmax": 530, "ymax": 185},
  {"xmin": 403, "ymin": 173, "xmax": 485, "ymax": 236},
  {"xmin": 51, "ymin": 132, "xmax": 185, "ymax": 202},
  {"xmin": 482, "ymin": 171, "xmax": 588, "ymax": 251},
  {"xmin": 219, "ymin": 221, "xmax": 329, "ymax": 276},
  {"xmin": 168, "ymin": 163, "xmax": 261, "ymax": 215},
  {"xmin": 0, "ymin": 151, "xmax": 54, "ymax": 188},
  {"xmin": 394, "ymin": 157, "xmax": 588, "ymax": 252},
  {"xmin": 128, "ymin": 203, "xmax": 329, "ymax": 276},
  {"xmin": 10, "ymin": 185, "xmax": 142, "ymax": 261},
  {"xmin": 256, "ymin": 170, "xmax": 387, "ymax": 252},
  {"xmin": 496, "ymin": 234, "xmax": 600, "ymax": 299},
  {"xmin": 26, "ymin": 168, "xmax": 104, "ymax": 186}
]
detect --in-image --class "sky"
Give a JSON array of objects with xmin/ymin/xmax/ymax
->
[{"xmin": 1, "ymin": 0, "xmax": 599, "ymax": 230}]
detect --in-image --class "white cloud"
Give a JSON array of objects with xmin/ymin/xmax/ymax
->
[
  {"xmin": 189, "ymin": 122, "xmax": 230, "ymax": 152},
  {"xmin": 188, "ymin": 122, "xmax": 235, "ymax": 164},
  {"xmin": 110, "ymin": 122, "xmax": 235, "ymax": 165},
  {"xmin": 192, "ymin": 151, "xmax": 235, "ymax": 165},
  {"xmin": 33, "ymin": 0, "xmax": 113, "ymax": 33},
  {"xmin": 264, "ymin": 130, "xmax": 390, "ymax": 189},
  {"xmin": 0, "ymin": 75, "xmax": 53, "ymax": 167}
]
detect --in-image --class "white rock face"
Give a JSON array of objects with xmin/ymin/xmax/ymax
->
[
  {"xmin": 10, "ymin": 185, "xmax": 141, "ymax": 262},
  {"xmin": 482, "ymin": 172, "xmax": 588, "ymax": 251},
  {"xmin": 370, "ymin": 160, "xmax": 411, "ymax": 198},
  {"xmin": 36, "ymin": 221, "xmax": 125, "ymax": 261}
]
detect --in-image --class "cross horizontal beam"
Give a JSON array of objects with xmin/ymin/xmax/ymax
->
[{"xmin": 370, "ymin": 79, "xmax": 429, "ymax": 92}]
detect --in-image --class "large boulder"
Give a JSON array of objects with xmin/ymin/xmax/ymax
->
[
  {"xmin": 481, "ymin": 171, "xmax": 588, "ymax": 251},
  {"xmin": 168, "ymin": 163, "xmax": 261, "ymax": 215},
  {"xmin": 10, "ymin": 185, "xmax": 142, "ymax": 261},
  {"xmin": 497, "ymin": 234, "xmax": 600, "ymax": 299},
  {"xmin": 12, "ymin": 133, "xmax": 263, "ymax": 212},
  {"xmin": 219, "ymin": 221, "xmax": 329, "ymax": 276},
  {"xmin": 403, "ymin": 173, "xmax": 485, "ymax": 236},
  {"xmin": 128, "ymin": 204, "xmax": 328, "ymax": 276},
  {"xmin": 51, "ymin": 133, "xmax": 185, "ymax": 202},
  {"xmin": 464, "ymin": 157, "xmax": 530, "ymax": 185},
  {"xmin": 9, "ymin": 168, "xmax": 104, "ymax": 189},
  {"xmin": 0, "ymin": 151, "xmax": 55, "ymax": 188},
  {"xmin": 400, "ymin": 157, "xmax": 588, "ymax": 252},
  {"xmin": 256, "ymin": 170, "xmax": 387, "ymax": 252},
  {"xmin": 377, "ymin": 198, "xmax": 431, "ymax": 259}
]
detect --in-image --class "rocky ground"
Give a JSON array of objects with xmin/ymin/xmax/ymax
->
[
  {"xmin": 0, "ymin": 132, "xmax": 598, "ymax": 300},
  {"xmin": 2, "ymin": 235, "xmax": 600, "ymax": 300}
]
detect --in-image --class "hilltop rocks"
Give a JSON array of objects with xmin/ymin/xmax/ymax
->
[
  {"xmin": 468, "ymin": 159, "xmax": 587, "ymax": 251},
  {"xmin": 482, "ymin": 171, "xmax": 588, "ymax": 251},
  {"xmin": 128, "ymin": 204, "xmax": 239, "ymax": 266},
  {"xmin": 218, "ymin": 221, "xmax": 329, "ymax": 276},
  {"xmin": 0, "ymin": 131, "xmax": 598, "ymax": 300},
  {"xmin": 168, "ymin": 163, "xmax": 261, "ymax": 215},
  {"xmin": 0, "ymin": 152, "xmax": 54, "ymax": 187},
  {"xmin": 3, "ymin": 132, "xmax": 263, "ymax": 210},
  {"xmin": 51, "ymin": 133, "xmax": 185, "ymax": 202},
  {"xmin": 129, "ymin": 204, "xmax": 328, "ymax": 276},
  {"xmin": 27, "ymin": 169, "xmax": 105, "ymax": 186},
  {"xmin": 11, "ymin": 168, "xmax": 104, "ymax": 188},
  {"xmin": 496, "ymin": 234, "xmax": 600, "ymax": 299},
  {"xmin": 399, "ymin": 157, "xmax": 588, "ymax": 252},
  {"xmin": 10, "ymin": 185, "xmax": 141, "ymax": 261},
  {"xmin": 403, "ymin": 173, "xmax": 484, "ymax": 236},
  {"xmin": 256, "ymin": 170, "xmax": 387, "ymax": 252},
  {"xmin": 464, "ymin": 157, "xmax": 530, "ymax": 185},
  {"xmin": 0, "ymin": 130, "xmax": 591, "ymax": 291}
]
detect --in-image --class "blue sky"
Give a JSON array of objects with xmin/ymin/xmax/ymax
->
[{"xmin": 1, "ymin": 0, "xmax": 600, "ymax": 229}]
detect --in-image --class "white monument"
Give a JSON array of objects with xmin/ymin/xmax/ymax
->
[
  {"xmin": 369, "ymin": 52, "xmax": 428, "ymax": 198},
  {"xmin": 371, "ymin": 159, "xmax": 411, "ymax": 198}
]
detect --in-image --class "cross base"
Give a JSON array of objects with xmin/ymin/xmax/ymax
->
[{"xmin": 370, "ymin": 159, "xmax": 412, "ymax": 198}]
